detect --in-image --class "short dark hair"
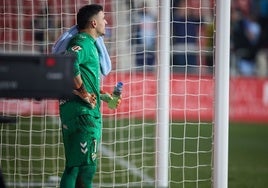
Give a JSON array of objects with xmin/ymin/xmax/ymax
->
[{"xmin": 77, "ymin": 4, "xmax": 103, "ymax": 30}]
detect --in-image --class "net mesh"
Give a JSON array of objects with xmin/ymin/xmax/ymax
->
[{"xmin": 0, "ymin": 0, "xmax": 215, "ymax": 187}]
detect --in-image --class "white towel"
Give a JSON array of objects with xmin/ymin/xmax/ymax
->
[{"xmin": 52, "ymin": 25, "xmax": 111, "ymax": 76}]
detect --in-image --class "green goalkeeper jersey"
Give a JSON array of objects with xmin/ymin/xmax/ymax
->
[{"xmin": 60, "ymin": 32, "xmax": 101, "ymax": 123}]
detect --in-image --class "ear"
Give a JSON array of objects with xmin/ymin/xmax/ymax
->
[{"xmin": 91, "ymin": 20, "xmax": 97, "ymax": 28}]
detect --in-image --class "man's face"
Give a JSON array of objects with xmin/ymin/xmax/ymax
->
[{"xmin": 94, "ymin": 11, "xmax": 107, "ymax": 36}]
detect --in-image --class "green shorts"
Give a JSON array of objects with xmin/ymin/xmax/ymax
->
[{"xmin": 61, "ymin": 114, "xmax": 102, "ymax": 168}]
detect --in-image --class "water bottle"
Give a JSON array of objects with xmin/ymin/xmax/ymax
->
[{"xmin": 108, "ymin": 82, "xmax": 123, "ymax": 109}]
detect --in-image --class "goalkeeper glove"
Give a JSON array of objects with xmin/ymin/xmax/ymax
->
[
  {"xmin": 100, "ymin": 93, "xmax": 113, "ymax": 103},
  {"xmin": 73, "ymin": 84, "xmax": 96, "ymax": 108}
]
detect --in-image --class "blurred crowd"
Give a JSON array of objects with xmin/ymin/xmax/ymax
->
[
  {"xmin": 230, "ymin": 0, "xmax": 268, "ymax": 77},
  {"xmin": 170, "ymin": 0, "xmax": 268, "ymax": 76},
  {"xmin": 168, "ymin": 0, "xmax": 268, "ymax": 76},
  {"xmin": 32, "ymin": 0, "xmax": 268, "ymax": 77}
]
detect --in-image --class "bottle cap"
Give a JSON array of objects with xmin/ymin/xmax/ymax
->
[{"xmin": 117, "ymin": 82, "xmax": 123, "ymax": 87}]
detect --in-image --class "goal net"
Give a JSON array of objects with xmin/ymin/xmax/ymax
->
[{"xmin": 0, "ymin": 0, "xmax": 216, "ymax": 187}]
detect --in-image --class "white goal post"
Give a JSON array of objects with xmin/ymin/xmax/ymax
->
[
  {"xmin": 0, "ymin": 0, "xmax": 230, "ymax": 187},
  {"xmin": 213, "ymin": 0, "xmax": 231, "ymax": 187}
]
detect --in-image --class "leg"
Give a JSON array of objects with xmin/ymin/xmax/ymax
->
[
  {"xmin": 61, "ymin": 115, "xmax": 101, "ymax": 188},
  {"xmin": 146, "ymin": 52, "xmax": 155, "ymax": 65},
  {"xmin": 187, "ymin": 53, "xmax": 198, "ymax": 74},
  {"xmin": 75, "ymin": 115, "xmax": 101, "ymax": 187},
  {"xmin": 76, "ymin": 165, "xmax": 97, "ymax": 188},
  {"xmin": 60, "ymin": 166, "xmax": 79, "ymax": 188},
  {"xmin": 173, "ymin": 53, "xmax": 186, "ymax": 73}
]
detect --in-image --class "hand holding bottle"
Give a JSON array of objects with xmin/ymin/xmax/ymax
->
[{"xmin": 108, "ymin": 82, "xmax": 123, "ymax": 109}]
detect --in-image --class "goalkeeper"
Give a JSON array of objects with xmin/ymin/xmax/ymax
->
[{"xmin": 59, "ymin": 4, "xmax": 121, "ymax": 188}]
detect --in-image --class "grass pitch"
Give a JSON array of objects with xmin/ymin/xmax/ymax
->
[
  {"xmin": 228, "ymin": 123, "xmax": 268, "ymax": 188},
  {"xmin": 0, "ymin": 117, "xmax": 267, "ymax": 188}
]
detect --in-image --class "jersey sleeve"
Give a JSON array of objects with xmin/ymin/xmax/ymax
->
[{"xmin": 68, "ymin": 43, "xmax": 86, "ymax": 77}]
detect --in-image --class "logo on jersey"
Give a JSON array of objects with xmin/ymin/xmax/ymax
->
[
  {"xmin": 80, "ymin": 142, "xmax": 88, "ymax": 154},
  {"xmin": 71, "ymin": 45, "xmax": 82, "ymax": 52}
]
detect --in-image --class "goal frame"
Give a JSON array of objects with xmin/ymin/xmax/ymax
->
[
  {"xmin": 156, "ymin": 0, "xmax": 231, "ymax": 187},
  {"xmin": 213, "ymin": 0, "xmax": 231, "ymax": 188}
]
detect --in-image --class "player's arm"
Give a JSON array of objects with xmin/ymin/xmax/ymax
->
[
  {"xmin": 73, "ymin": 74, "xmax": 96, "ymax": 108},
  {"xmin": 69, "ymin": 43, "xmax": 96, "ymax": 108}
]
